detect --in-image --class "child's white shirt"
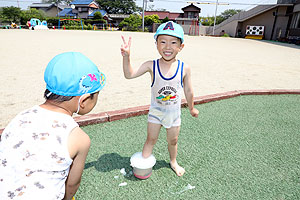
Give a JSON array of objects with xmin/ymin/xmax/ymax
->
[
  {"xmin": 148, "ymin": 59, "xmax": 184, "ymax": 128},
  {"xmin": 0, "ymin": 105, "xmax": 78, "ymax": 199}
]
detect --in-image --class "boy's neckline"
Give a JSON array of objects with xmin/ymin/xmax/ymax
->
[
  {"xmin": 157, "ymin": 59, "xmax": 180, "ymax": 80},
  {"xmin": 39, "ymin": 102, "xmax": 73, "ymax": 116}
]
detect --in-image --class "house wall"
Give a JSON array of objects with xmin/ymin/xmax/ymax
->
[
  {"xmin": 46, "ymin": 7, "xmax": 59, "ymax": 17},
  {"xmin": 241, "ymin": 7, "xmax": 290, "ymax": 40},
  {"xmin": 294, "ymin": 3, "xmax": 300, "ymax": 12},
  {"xmin": 182, "ymin": 10, "xmax": 199, "ymax": 18},
  {"xmin": 273, "ymin": 6, "xmax": 291, "ymax": 39},
  {"xmin": 199, "ymin": 26, "xmax": 212, "ymax": 35},
  {"xmin": 289, "ymin": 3, "xmax": 300, "ymax": 38},
  {"xmin": 213, "ymin": 20, "xmax": 239, "ymax": 36},
  {"xmin": 75, "ymin": 6, "xmax": 93, "ymax": 18},
  {"xmin": 177, "ymin": 20, "xmax": 195, "ymax": 26},
  {"xmin": 241, "ymin": 9, "xmax": 276, "ymax": 40},
  {"xmin": 277, "ymin": 0, "xmax": 296, "ymax": 3}
]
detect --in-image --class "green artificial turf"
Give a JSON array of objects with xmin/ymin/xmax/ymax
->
[{"xmin": 77, "ymin": 95, "xmax": 300, "ymax": 200}]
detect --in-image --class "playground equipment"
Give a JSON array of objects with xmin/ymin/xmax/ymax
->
[
  {"xmin": 27, "ymin": 18, "xmax": 48, "ymax": 30},
  {"xmin": 189, "ymin": 20, "xmax": 200, "ymax": 36},
  {"xmin": 11, "ymin": 23, "xmax": 17, "ymax": 28}
]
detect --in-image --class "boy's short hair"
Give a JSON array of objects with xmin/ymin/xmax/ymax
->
[
  {"xmin": 154, "ymin": 21, "xmax": 184, "ymax": 43},
  {"xmin": 44, "ymin": 89, "xmax": 97, "ymax": 102},
  {"xmin": 44, "ymin": 52, "xmax": 106, "ymax": 97},
  {"xmin": 44, "ymin": 89, "xmax": 74, "ymax": 102}
]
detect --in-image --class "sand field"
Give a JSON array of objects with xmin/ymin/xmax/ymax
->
[{"xmin": 0, "ymin": 29, "xmax": 300, "ymax": 129}]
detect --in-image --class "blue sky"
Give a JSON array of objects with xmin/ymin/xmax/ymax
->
[
  {"xmin": 136, "ymin": 0, "xmax": 278, "ymax": 16},
  {"xmin": 0, "ymin": 0, "xmax": 278, "ymax": 16}
]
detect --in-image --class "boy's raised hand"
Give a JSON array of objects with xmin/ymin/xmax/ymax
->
[{"xmin": 121, "ymin": 36, "xmax": 131, "ymax": 57}]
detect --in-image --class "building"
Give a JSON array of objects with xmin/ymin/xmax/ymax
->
[
  {"xmin": 144, "ymin": 11, "xmax": 181, "ymax": 21},
  {"xmin": 68, "ymin": 0, "xmax": 99, "ymax": 19},
  {"xmin": 209, "ymin": 0, "xmax": 300, "ymax": 43},
  {"xmin": 145, "ymin": 3, "xmax": 201, "ymax": 34},
  {"xmin": 29, "ymin": 3, "xmax": 68, "ymax": 17},
  {"xmin": 108, "ymin": 14, "xmax": 130, "ymax": 27}
]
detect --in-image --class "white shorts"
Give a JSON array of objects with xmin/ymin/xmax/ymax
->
[{"xmin": 148, "ymin": 107, "xmax": 181, "ymax": 129}]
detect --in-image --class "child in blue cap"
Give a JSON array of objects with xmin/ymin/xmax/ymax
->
[
  {"xmin": 0, "ymin": 52, "xmax": 106, "ymax": 199},
  {"xmin": 121, "ymin": 21, "xmax": 198, "ymax": 176}
]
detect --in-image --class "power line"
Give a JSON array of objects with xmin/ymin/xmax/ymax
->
[{"xmin": 136, "ymin": 0, "xmax": 277, "ymax": 6}]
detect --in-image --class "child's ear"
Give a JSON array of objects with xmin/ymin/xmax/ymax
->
[
  {"xmin": 179, "ymin": 43, "xmax": 184, "ymax": 51},
  {"xmin": 79, "ymin": 94, "xmax": 91, "ymax": 108}
]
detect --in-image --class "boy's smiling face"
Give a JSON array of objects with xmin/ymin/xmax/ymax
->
[{"xmin": 156, "ymin": 34, "xmax": 184, "ymax": 62}]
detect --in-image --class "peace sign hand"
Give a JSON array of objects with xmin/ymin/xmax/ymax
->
[{"xmin": 120, "ymin": 35, "xmax": 131, "ymax": 57}]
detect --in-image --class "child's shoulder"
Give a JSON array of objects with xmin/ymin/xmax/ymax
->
[
  {"xmin": 142, "ymin": 60, "xmax": 155, "ymax": 66},
  {"xmin": 141, "ymin": 60, "xmax": 155, "ymax": 71}
]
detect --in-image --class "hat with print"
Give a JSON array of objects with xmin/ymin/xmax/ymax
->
[
  {"xmin": 154, "ymin": 21, "xmax": 184, "ymax": 43},
  {"xmin": 44, "ymin": 52, "xmax": 106, "ymax": 96}
]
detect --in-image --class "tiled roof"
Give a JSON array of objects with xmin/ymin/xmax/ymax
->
[
  {"xmin": 88, "ymin": 9, "xmax": 107, "ymax": 17},
  {"xmin": 58, "ymin": 8, "xmax": 76, "ymax": 17},
  {"xmin": 144, "ymin": 11, "xmax": 181, "ymax": 20},
  {"xmin": 71, "ymin": 0, "xmax": 94, "ymax": 5},
  {"xmin": 30, "ymin": 3, "xmax": 54, "ymax": 8},
  {"xmin": 108, "ymin": 14, "xmax": 130, "ymax": 19}
]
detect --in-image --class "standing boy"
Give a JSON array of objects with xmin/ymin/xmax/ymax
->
[{"xmin": 121, "ymin": 21, "xmax": 198, "ymax": 176}]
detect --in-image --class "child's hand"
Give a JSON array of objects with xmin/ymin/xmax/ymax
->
[
  {"xmin": 121, "ymin": 35, "xmax": 131, "ymax": 57},
  {"xmin": 190, "ymin": 108, "xmax": 199, "ymax": 118}
]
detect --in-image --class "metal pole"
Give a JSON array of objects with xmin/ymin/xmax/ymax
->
[
  {"xmin": 142, "ymin": 0, "xmax": 145, "ymax": 32},
  {"xmin": 212, "ymin": 0, "xmax": 219, "ymax": 35}
]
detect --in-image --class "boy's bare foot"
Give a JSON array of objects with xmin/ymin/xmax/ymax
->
[{"xmin": 170, "ymin": 161, "xmax": 185, "ymax": 176}]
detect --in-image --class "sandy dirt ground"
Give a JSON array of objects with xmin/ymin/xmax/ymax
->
[{"xmin": 0, "ymin": 29, "xmax": 300, "ymax": 129}]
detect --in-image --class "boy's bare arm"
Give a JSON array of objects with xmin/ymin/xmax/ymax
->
[
  {"xmin": 63, "ymin": 127, "xmax": 91, "ymax": 200},
  {"xmin": 183, "ymin": 64, "xmax": 199, "ymax": 118},
  {"xmin": 121, "ymin": 36, "xmax": 151, "ymax": 79}
]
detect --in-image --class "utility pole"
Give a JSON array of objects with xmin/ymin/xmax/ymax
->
[
  {"xmin": 142, "ymin": 0, "xmax": 145, "ymax": 32},
  {"xmin": 188, "ymin": 1, "xmax": 228, "ymax": 35},
  {"xmin": 212, "ymin": 0, "xmax": 219, "ymax": 35}
]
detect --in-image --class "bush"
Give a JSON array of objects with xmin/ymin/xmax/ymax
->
[
  {"xmin": 221, "ymin": 33, "xmax": 230, "ymax": 37},
  {"xmin": 119, "ymin": 14, "xmax": 141, "ymax": 30},
  {"xmin": 87, "ymin": 24, "xmax": 93, "ymax": 30}
]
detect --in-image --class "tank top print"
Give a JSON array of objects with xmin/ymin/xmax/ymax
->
[
  {"xmin": 0, "ymin": 105, "xmax": 78, "ymax": 200},
  {"xmin": 148, "ymin": 59, "xmax": 184, "ymax": 128}
]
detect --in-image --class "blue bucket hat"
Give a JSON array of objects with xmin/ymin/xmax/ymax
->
[
  {"xmin": 154, "ymin": 21, "xmax": 184, "ymax": 43},
  {"xmin": 44, "ymin": 52, "xmax": 106, "ymax": 96}
]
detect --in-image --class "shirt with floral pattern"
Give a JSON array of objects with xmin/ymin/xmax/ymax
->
[{"xmin": 0, "ymin": 105, "xmax": 78, "ymax": 199}]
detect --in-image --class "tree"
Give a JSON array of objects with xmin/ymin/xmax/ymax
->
[
  {"xmin": 199, "ymin": 16, "xmax": 214, "ymax": 26},
  {"xmin": 199, "ymin": 9, "xmax": 243, "ymax": 26},
  {"xmin": 94, "ymin": 11, "xmax": 103, "ymax": 20},
  {"xmin": 20, "ymin": 8, "xmax": 46, "ymax": 25},
  {"xmin": 119, "ymin": 14, "xmax": 142, "ymax": 31},
  {"xmin": 161, "ymin": 16, "xmax": 169, "ymax": 23},
  {"xmin": 92, "ymin": 11, "xmax": 106, "ymax": 24},
  {"xmin": 96, "ymin": 0, "xmax": 141, "ymax": 14},
  {"xmin": 144, "ymin": 14, "xmax": 160, "ymax": 26},
  {"xmin": 220, "ymin": 9, "xmax": 243, "ymax": 21},
  {"xmin": 2, "ymin": 6, "xmax": 22, "ymax": 22}
]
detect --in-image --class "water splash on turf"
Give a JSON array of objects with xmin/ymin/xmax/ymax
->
[{"xmin": 170, "ymin": 184, "xmax": 195, "ymax": 194}]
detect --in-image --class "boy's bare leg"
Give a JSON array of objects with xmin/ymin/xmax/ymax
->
[
  {"xmin": 142, "ymin": 122, "xmax": 161, "ymax": 158},
  {"xmin": 166, "ymin": 126, "xmax": 185, "ymax": 176}
]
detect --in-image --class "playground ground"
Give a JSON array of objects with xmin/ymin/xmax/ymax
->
[
  {"xmin": 76, "ymin": 94, "xmax": 300, "ymax": 200},
  {"xmin": 0, "ymin": 29, "xmax": 300, "ymax": 129}
]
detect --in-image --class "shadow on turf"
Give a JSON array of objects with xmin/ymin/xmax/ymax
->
[{"xmin": 84, "ymin": 153, "xmax": 169, "ymax": 180}]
